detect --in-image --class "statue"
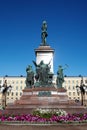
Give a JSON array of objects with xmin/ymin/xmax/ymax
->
[
  {"xmin": 56, "ymin": 65, "xmax": 65, "ymax": 88},
  {"xmin": 38, "ymin": 61, "xmax": 50, "ymax": 84},
  {"xmin": 41, "ymin": 21, "xmax": 48, "ymax": 46},
  {"xmin": 26, "ymin": 65, "xmax": 34, "ymax": 88},
  {"xmin": 33, "ymin": 60, "xmax": 53, "ymax": 87}
]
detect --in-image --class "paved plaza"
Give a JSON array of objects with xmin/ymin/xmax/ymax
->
[{"xmin": 0, "ymin": 124, "xmax": 87, "ymax": 130}]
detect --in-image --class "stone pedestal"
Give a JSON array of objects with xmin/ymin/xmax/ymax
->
[
  {"xmin": 57, "ymin": 87, "xmax": 68, "ymax": 103},
  {"xmin": 6, "ymin": 87, "xmax": 67, "ymax": 114},
  {"xmin": 14, "ymin": 87, "xmax": 68, "ymax": 106},
  {"xmin": 35, "ymin": 45, "xmax": 54, "ymax": 73},
  {"xmin": 6, "ymin": 87, "xmax": 85, "ymax": 114}
]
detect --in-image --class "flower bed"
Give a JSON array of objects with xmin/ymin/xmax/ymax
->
[{"xmin": 0, "ymin": 109, "xmax": 87, "ymax": 124}]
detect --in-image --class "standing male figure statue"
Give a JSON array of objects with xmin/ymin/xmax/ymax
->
[
  {"xmin": 56, "ymin": 65, "xmax": 64, "ymax": 88},
  {"xmin": 26, "ymin": 65, "xmax": 34, "ymax": 88},
  {"xmin": 41, "ymin": 21, "xmax": 48, "ymax": 46},
  {"xmin": 56, "ymin": 65, "xmax": 68, "ymax": 88}
]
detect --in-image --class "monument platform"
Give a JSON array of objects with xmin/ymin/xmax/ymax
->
[
  {"xmin": 14, "ymin": 87, "xmax": 68, "ymax": 105},
  {"xmin": 6, "ymin": 87, "xmax": 86, "ymax": 114}
]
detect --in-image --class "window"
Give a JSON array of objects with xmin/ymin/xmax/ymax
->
[
  {"xmin": 16, "ymin": 86, "xmax": 18, "ymax": 90},
  {"xmin": 76, "ymin": 80, "xmax": 79, "ymax": 85},
  {"xmin": 73, "ymin": 92, "xmax": 75, "ymax": 96},
  {"xmin": 72, "ymin": 80, "xmax": 74, "ymax": 83},
  {"xmin": 69, "ymin": 92, "xmax": 71, "ymax": 96},
  {"xmin": 78, "ymin": 97, "xmax": 80, "ymax": 99},
  {"xmin": 16, "ymin": 81, "xmax": 18, "ymax": 84},
  {"xmin": 20, "ymin": 92, "xmax": 22, "ymax": 96},
  {"xmin": 73, "ymin": 86, "xmax": 75, "ymax": 90},
  {"xmin": 20, "ymin": 81, "xmax": 23, "ymax": 84},
  {"xmin": 68, "ymin": 80, "xmax": 70, "ymax": 83},
  {"xmin": 11, "ymin": 92, "xmax": 14, "ymax": 96},
  {"xmin": 16, "ymin": 92, "xmax": 18, "ymax": 96},
  {"xmin": 76, "ymin": 80, "xmax": 78, "ymax": 84},
  {"xmin": 20, "ymin": 86, "xmax": 22, "ymax": 90},
  {"xmin": 68, "ymin": 86, "xmax": 71, "ymax": 90},
  {"xmin": 77, "ymin": 92, "xmax": 80, "ymax": 96}
]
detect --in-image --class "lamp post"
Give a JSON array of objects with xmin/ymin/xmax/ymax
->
[
  {"xmin": 0, "ymin": 79, "xmax": 12, "ymax": 109},
  {"xmin": 76, "ymin": 76, "xmax": 86, "ymax": 106}
]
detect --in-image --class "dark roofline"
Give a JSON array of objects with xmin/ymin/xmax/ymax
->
[{"xmin": 0, "ymin": 75, "xmax": 26, "ymax": 78}]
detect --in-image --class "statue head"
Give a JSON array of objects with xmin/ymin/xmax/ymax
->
[
  {"xmin": 41, "ymin": 21, "xmax": 47, "ymax": 32},
  {"xmin": 59, "ymin": 65, "xmax": 62, "ymax": 67},
  {"xmin": 40, "ymin": 60, "xmax": 44, "ymax": 65},
  {"xmin": 26, "ymin": 65, "xmax": 33, "ymax": 73},
  {"xmin": 42, "ymin": 20, "xmax": 47, "ymax": 25},
  {"xmin": 58, "ymin": 65, "xmax": 62, "ymax": 69}
]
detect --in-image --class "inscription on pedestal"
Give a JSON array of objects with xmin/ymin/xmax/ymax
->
[{"xmin": 38, "ymin": 91, "xmax": 51, "ymax": 96}]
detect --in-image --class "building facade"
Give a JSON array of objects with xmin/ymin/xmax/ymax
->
[
  {"xmin": 0, "ymin": 75, "xmax": 87, "ymax": 106},
  {"xmin": 0, "ymin": 76, "xmax": 26, "ymax": 105}
]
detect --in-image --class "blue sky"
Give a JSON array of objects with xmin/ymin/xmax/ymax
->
[{"xmin": 0, "ymin": 0, "xmax": 87, "ymax": 76}]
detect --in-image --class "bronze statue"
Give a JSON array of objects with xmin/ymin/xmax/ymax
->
[
  {"xmin": 33, "ymin": 60, "xmax": 53, "ymax": 87},
  {"xmin": 56, "ymin": 65, "xmax": 64, "ymax": 88},
  {"xmin": 41, "ymin": 21, "xmax": 48, "ymax": 46},
  {"xmin": 26, "ymin": 65, "xmax": 34, "ymax": 88},
  {"xmin": 56, "ymin": 65, "xmax": 68, "ymax": 88}
]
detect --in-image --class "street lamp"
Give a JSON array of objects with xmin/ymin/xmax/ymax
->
[
  {"xmin": 0, "ymin": 79, "xmax": 12, "ymax": 109},
  {"xmin": 76, "ymin": 76, "xmax": 87, "ymax": 106}
]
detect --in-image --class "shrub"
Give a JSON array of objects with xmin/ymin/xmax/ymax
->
[{"xmin": 33, "ymin": 108, "xmax": 67, "ymax": 118}]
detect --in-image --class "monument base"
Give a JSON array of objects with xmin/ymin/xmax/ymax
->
[{"xmin": 6, "ymin": 87, "xmax": 86, "ymax": 114}]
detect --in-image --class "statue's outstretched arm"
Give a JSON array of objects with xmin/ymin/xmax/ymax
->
[{"xmin": 32, "ymin": 60, "xmax": 37, "ymax": 67}]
